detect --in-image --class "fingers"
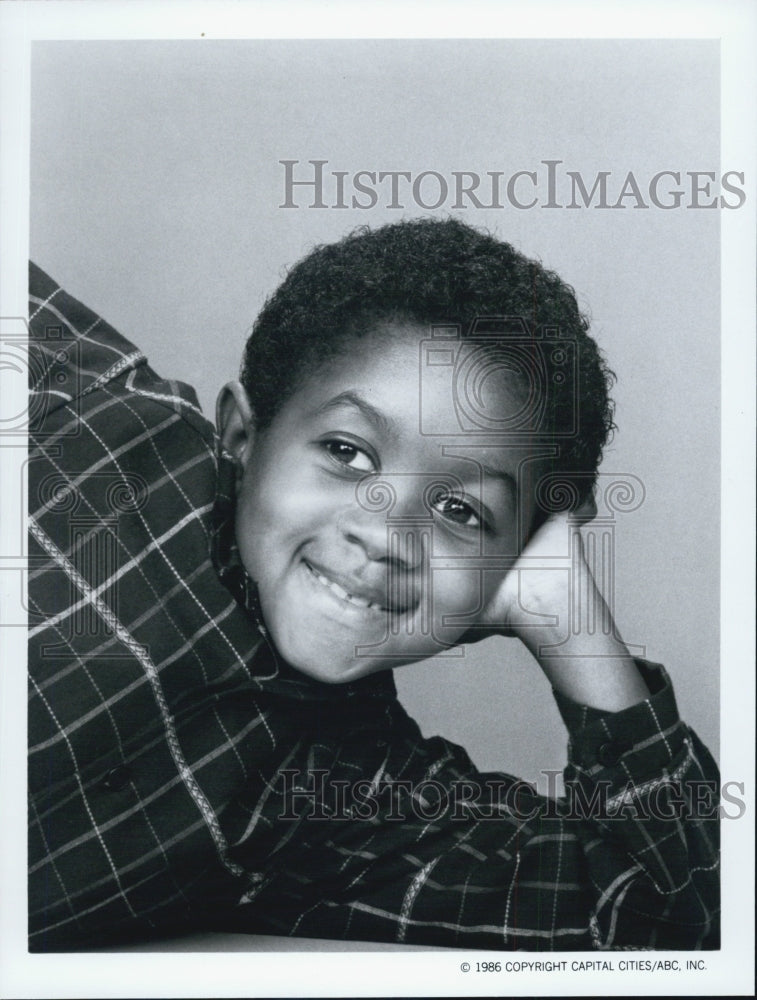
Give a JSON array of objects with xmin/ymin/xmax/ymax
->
[
  {"xmin": 534, "ymin": 499, "xmax": 595, "ymax": 538},
  {"xmin": 530, "ymin": 494, "xmax": 597, "ymax": 542},
  {"xmin": 569, "ymin": 495, "xmax": 597, "ymax": 525}
]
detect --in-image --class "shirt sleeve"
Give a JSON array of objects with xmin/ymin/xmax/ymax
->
[
  {"xmin": 221, "ymin": 660, "xmax": 720, "ymax": 951},
  {"xmin": 551, "ymin": 659, "xmax": 720, "ymax": 947}
]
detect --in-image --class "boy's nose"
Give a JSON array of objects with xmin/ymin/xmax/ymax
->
[{"xmin": 337, "ymin": 507, "xmax": 427, "ymax": 568}]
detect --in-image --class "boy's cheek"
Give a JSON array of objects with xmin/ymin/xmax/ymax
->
[
  {"xmin": 429, "ymin": 568, "xmax": 505, "ymax": 635},
  {"xmin": 235, "ymin": 471, "xmax": 318, "ymax": 546}
]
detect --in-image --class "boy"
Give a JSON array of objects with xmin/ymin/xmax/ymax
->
[{"xmin": 28, "ymin": 218, "xmax": 719, "ymax": 951}]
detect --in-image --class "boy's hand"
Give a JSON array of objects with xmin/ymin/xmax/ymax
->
[
  {"xmin": 479, "ymin": 503, "xmax": 650, "ymax": 712},
  {"xmin": 482, "ymin": 502, "xmax": 596, "ymax": 640}
]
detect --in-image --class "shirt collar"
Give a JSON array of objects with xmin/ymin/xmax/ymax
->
[{"xmin": 211, "ymin": 441, "xmax": 266, "ymax": 627}]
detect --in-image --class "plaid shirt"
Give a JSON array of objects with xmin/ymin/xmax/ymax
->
[{"xmin": 28, "ymin": 262, "xmax": 719, "ymax": 951}]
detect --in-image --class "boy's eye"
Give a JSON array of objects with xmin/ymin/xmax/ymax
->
[
  {"xmin": 323, "ymin": 439, "xmax": 376, "ymax": 473},
  {"xmin": 430, "ymin": 489, "xmax": 483, "ymax": 529}
]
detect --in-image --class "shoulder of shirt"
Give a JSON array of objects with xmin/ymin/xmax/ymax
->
[{"xmin": 28, "ymin": 261, "xmax": 214, "ymax": 444}]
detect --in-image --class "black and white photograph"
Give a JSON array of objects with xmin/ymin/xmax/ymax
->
[{"xmin": 0, "ymin": 1, "xmax": 754, "ymax": 997}]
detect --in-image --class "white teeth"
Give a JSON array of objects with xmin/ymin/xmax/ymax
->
[{"xmin": 310, "ymin": 565, "xmax": 380, "ymax": 610}]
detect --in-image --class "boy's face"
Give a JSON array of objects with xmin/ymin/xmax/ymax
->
[{"xmin": 223, "ymin": 323, "xmax": 547, "ymax": 683}]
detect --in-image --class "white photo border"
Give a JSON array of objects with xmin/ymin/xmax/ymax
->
[{"xmin": 1, "ymin": 2, "xmax": 754, "ymax": 997}]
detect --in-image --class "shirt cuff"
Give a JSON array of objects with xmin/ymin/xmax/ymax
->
[{"xmin": 553, "ymin": 659, "xmax": 685, "ymax": 775}]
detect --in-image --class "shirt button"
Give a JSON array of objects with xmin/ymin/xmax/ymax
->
[
  {"xmin": 100, "ymin": 765, "xmax": 131, "ymax": 791},
  {"xmin": 596, "ymin": 742, "xmax": 622, "ymax": 767}
]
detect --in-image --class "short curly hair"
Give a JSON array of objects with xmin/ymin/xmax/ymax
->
[{"xmin": 241, "ymin": 217, "xmax": 615, "ymax": 511}]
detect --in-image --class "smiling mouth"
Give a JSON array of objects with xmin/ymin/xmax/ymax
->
[{"xmin": 303, "ymin": 560, "xmax": 411, "ymax": 614}]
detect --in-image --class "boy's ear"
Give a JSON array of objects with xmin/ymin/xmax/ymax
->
[{"xmin": 216, "ymin": 381, "xmax": 256, "ymax": 468}]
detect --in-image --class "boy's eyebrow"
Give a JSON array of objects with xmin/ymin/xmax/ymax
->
[
  {"xmin": 316, "ymin": 391, "xmax": 394, "ymax": 436},
  {"xmin": 442, "ymin": 448, "xmax": 517, "ymax": 491},
  {"xmin": 458, "ymin": 459, "xmax": 518, "ymax": 497},
  {"xmin": 478, "ymin": 463, "xmax": 517, "ymax": 489}
]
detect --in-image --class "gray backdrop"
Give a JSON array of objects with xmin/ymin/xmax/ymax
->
[{"xmin": 31, "ymin": 39, "xmax": 720, "ymax": 781}]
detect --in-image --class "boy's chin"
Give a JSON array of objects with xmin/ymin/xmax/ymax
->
[
  {"xmin": 272, "ymin": 632, "xmax": 440, "ymax": 684},
  {"xmin": 282, "ymin": 654, "xmax": 396, "ymax": 685},
  {"xmin": 266, "ymin": 617, "xmax": 472, "ymax": 684}
]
